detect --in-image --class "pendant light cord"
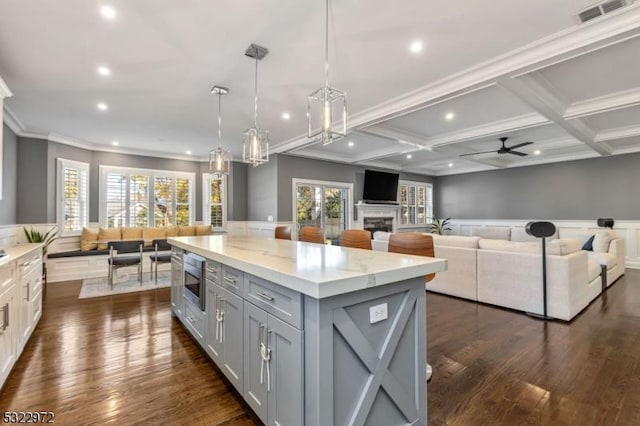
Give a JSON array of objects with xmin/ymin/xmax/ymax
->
[
  {"xmin": 217, "ymin": 93, "xmax": 222, "ymax": 149},
  {"xmin": 254, "ymin": 53, "xmax": 259, "ymax": 128},
  {"xmin": 324, "ymin": 0, "xmax": 329, "ymax": 89}
]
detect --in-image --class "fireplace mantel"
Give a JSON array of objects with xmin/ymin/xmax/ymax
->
[{"xmin": 354, "ymin": 202, "xmax": 400, "ymax": 233}]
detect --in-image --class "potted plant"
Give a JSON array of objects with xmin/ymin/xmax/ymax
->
[
  {"xmin": 427, "ymin": 217, "xmax": 452, "ymax": 235},
  {"xmin": 23, "ymin": 226, "xmax": 58, "ymax": 285}
]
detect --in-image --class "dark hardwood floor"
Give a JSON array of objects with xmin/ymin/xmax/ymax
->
[{"xmin": 1, "ymin": 270, "xmax": 639, "ymax": 425}]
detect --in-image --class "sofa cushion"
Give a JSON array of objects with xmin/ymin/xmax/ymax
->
[
  {"xmin": 478, "ymin": 238, "xmax": 581, "ymax": 256},
  {"xmin": 142, "ymin": 227, "xmax": 166, "ymax": 247},
  {"xmin": 373, "ymin": 231, "xmax": 392, "ymax": 241},
  {"xmin": 471, "ymin": 227, "xmax": 511, "ymax": 240},
  {"xmin": 432, "ymin": 234, "xmax": 480, "ymax": 249},
  {"xmin": 166, "ymin": 225, "xmax": 179, "ymax": 237},
  {"xmin": 97, "ymin": 227, "xmax": 122, "ymax": 250},
  {"xmin": 195, "ymin": 225, "xmax": 213, "ymax": 236},
  {"xmin": 178, "ymin": 226, "xmax": 195, "ymax": 236},
  {"xmin": 588, "ymin": 252, "xmax": 617, "ymax": 269},
  {"xmin": 592, "ymin": 231, "xmax": 612, "ymax": 253},
  {"xmin": 122, "ymin": 227, "xmax": 143, "ymax": 240},
  {"xmin": 80, "ymin": 227, "xmax": 99, "ymax": 251}
]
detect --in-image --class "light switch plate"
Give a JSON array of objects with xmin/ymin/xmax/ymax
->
[
  {"xmin": 267, "ymin": 215, "xmax": 274, "ymax": 222},
  {"xmin": 369, "ymin": 303, "xmax": 388, "ymax": 324}
]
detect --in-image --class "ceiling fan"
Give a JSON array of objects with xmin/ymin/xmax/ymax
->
[{"xmin": 460, "ymin": 137, "xmax": 533, "ymax": 157}]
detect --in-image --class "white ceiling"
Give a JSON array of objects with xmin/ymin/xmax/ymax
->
[{"xmin": 1, "ymin": 0, "xmax": 640, "ymax": 174}]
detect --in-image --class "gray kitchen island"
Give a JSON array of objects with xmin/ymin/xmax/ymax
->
[{"xmin": 168, "ymin": 235, "xmax": 447, "ymax": 426}]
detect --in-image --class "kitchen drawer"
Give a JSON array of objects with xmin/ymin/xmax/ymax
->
[
  {"xmin": 244, "ymin": 274, "xmax": 302, "ymax": 329},
  {"xmin": 0, "ymin": 263, "xmax": 13, "ymax": 292},
  {"xmin": 220, "ymin": 265, "xmax": 243, "ymax": 296},
  {"xmin": 206, "ymin": 260, "xmax": 221, "ymax": 284},
  {"xmin": 18, "ymin": 252, "xmax": 42, "ymax": 278},
  {"xmin": 183, "ymin": 300, "xmax": 206, "ymax": 343}
]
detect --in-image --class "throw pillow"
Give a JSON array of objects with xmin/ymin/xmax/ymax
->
[
  {"xmin": 592, "ymin": 231, "xmax": 611, "ymax": 253},
  {"xmin": 178, "ymin": 226, "xmax": 196, "ymax": 236},
  {"xmin": 195, "ymin": 225, "xmax": 213, "ymax": 236},
  {"xmin": 582, "ymin": 235, "xmax": 595, "ymax": 251},
  {"xmin": 166, "ymin": 225, "xmax": 179, "ymax": 237},
  {"xmin": 142, "ymin": 227, "xmax": 166, "ymax": 247},
  {"xmin": 121, "ymin": 227, "xmax": 143, "ymax": 240},
  {"xmin": 97, "ymin": 227, "xmax": 122, "ymax": 250},
  {"xmin": 80, "ymin": 227, "xmax": 99, "ymax": 251}
]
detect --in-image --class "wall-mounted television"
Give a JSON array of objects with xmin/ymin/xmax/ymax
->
[{"xmin": 362, "ymin": 170, "xmax": 399, "ymax": 203}]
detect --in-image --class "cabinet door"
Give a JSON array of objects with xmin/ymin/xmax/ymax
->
[
  {"xmin": 18, "ymin": 274, "xmax": 33, "ymax": 351},
  {"xmin": 0, "ymin": 287, "xmax": 16, "ymax": 388},
  {"xmin": 171, "ymin": 259, "xmax": 183, "ymax": 318},
  {"xmin": 268, "ymin": 314, "xmax": 304, "ymax": 426},
  {"xmin": 218, "ymin": 285, "xmax": 243, "ymax": 394},
  {"xmin": 243, "ymin": 301, "xmax": 269, "ymax": 424},
  {"xmin": 205, "ymin": 282, "xmax": 222, "ymax": 362}
]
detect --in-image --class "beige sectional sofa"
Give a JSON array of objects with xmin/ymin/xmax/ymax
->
[{"xmin": 372, "ymin": 227, "xmax": 625, "ymax": 321}]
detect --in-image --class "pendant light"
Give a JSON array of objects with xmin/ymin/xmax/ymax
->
[
  {"xmin": 209, "ymin": 86, "xmax": 231, "ymax": 178},
  {"xmin": 243, "ymin": 44, "xmax": 269, "ymax": 166},
  {"xmin": 307, "ymin": 0, "xmax": 347, "ymax": 145}
]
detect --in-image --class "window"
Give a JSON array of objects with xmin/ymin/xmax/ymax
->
[
  {"xmin": 292, "ymin": 179, "xmax": 353, "ymax": 240},
  {"xmin": 202, "ymin": 174, "xmax": 227, "ymax": 230},
  {"xmin": 57, "ymin": 159, "xmax": 90, "ymax": 236},
  {"xmin": 100, "ymin": 166, "xmax": 195, "ymax": 227},
  {"xmin": 398, "ymin": 180, "xmax": 433, "ymax": 227}
]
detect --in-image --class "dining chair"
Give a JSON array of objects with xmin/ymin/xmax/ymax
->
[
  {"xmin": 299, "ymin": 226, "xmax": 325, "ymax": 244},
  {"xmin": 339, "ymin": 229, "xmax": 372, "ymax": 250},
  {"xmin": 149, "ymin": 239, "xmax": 172, "ymax": 283},
  {"xmin": 107, "ymin": 240, "xmax": 144, "ymax": 287},
  {"xmin": 275, "ymin": 225, "xmax": 292, "ymax": 240}
]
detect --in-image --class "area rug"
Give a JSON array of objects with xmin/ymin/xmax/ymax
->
[{"xmin": 79, "ymin": 271, "xmax": 171, "ymax": 299}]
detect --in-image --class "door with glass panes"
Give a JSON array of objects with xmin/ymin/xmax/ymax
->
[{"xmin": 293, "ymin": 180, "xmax": 351, "ymax": 242}]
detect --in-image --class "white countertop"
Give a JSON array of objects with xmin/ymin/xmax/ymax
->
[
  {"xmin": 168, "ymin": 235, "xmax": 447, "ymax": 299},
  {"xmin": 0, "ymin": 243, "xmax": 43, "ymax": 268}
]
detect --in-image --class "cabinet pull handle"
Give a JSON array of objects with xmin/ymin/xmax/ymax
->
[
  {"xmin": 256, "ymin": 292, "xmax": 274, "ymax": 302},
  {"xmin": 223, "ymin": 276, "xmax": 236, "ymax": 284},
  {"xmin": 25, "ymin": 282, "xmax": 30, "ymax": 301},
  {"xmin": 0, "ymin": 303, "xmax": 8, "ymax": 333}
]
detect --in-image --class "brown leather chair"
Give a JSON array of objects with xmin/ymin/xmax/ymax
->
[
  {"xmin": 299, "ymin": 226, "xmax": 325, "ymax": 244},
  {"xmin": 388, "ymin": 233, "xmax": 435, "ymax": 282},
  {"xmin": 275, "ymin": 225, "xmax": 292, "ymax": 240},
  {"xmin": 339, "ymin": 230, "xmax": 372, "ymax": 250}
]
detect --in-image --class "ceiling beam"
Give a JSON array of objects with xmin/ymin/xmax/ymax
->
[
  {"xmin": 497, "ymin": 75, "xmax": 611, "ymax": 155},
  {"xmin": 596, "ymin": 124, "xmax": 640, "ymax": 143},
  {"xmin": 564, "ymin": 87, "xmax": 640, "ymax": 119}
]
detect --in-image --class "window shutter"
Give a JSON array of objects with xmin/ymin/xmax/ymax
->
[
  {"xmin": 129, "ymin": 175, "xmax": 149, "ymax": 227},
  {"xmin": 106, "ymin": 172, "xmax": 127, "ymax": 228}
]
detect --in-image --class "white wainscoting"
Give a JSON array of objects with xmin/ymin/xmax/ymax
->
[{"xmin": 449, "ymin": 219, "xmax": 640, "ymax": 269}]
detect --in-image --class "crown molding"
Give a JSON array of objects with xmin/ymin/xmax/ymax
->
[
  {"xmin": 3, "ymin": 105, "xmax": 23, "ymax": 134},
  {"xmin": 595, "ymin": 124, "xmax": 640, "ymax": 142},
  {"xmin": 0, "ymin": 76, "xmax": 12, "ymax": 99},
  {"xmin": 564, "ymin": 87, "xmax": 640, "ymax": 119}
]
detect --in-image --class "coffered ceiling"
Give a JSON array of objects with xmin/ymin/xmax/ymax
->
[{"xmin": 1, "ymin": 0, "xmax": 640, "ymax": 175}]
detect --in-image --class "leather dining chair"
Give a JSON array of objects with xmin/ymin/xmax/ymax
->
[
  {"xmin": 299, "ymin": 226, "xmax": 325, "ymax": 244},
  {"xmin": 339, "ymin": 229, "xmax": 372, "ymax": 250},
  {"xmin": 149, "ymin": 239, "xmax": 172, "ymax": 283},
  {"xmin": 388, "ymin": 232, "xmax": 437, "ymax": 382},
  {"xmin": 275, "ymin": 225, "xmax": 292, "ymax": 240},
  {"xmin": 107, "ymin": 239, "xmax": 144, "ymax": 287}
]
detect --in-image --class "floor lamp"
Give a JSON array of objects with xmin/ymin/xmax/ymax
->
[{"xmin": 525, "ymin": 221, "xmax": 557, "ymax": 320}]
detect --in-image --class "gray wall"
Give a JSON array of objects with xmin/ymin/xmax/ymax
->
[
  {"xmin": 435, "ymin": 153, "xmax": 640, "ymax": 220},
  {"xmin": 16, "ymin": 137, "xmax": 48, "ymax": 223},
  {"xmin": 247, "ymin": 156, "xmax": 278, "ymax": 221},
  {"xmin": 275, "ymin": 154, "xmax": 435, "ymax": 222},
  {"xmin": 228, "ymin": 162, "xmax": 248, "ymax": 221},
  {"xmin": 0, "ymin": 124, "xmax": 17, "ymax": 225}
]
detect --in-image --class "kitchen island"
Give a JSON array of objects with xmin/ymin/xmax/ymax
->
[{"xmin": 168, "ymin": 235, "xmax": 447, "ymax": 426}]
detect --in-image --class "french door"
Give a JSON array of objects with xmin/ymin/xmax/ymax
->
[{"xmin": 292, "ymin": 179, "xmax": 353, "ymax": 241}]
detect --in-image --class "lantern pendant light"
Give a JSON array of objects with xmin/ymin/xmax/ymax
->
[
  {"xmin": 243, "ymin": 44, "xmax": 269, "ymax": 166},
  {"xmin": 209, "ymin": 86, "xmax": 231, "ymax": 178},
  {"xmin": 307, "ymin": 0, "xmax": 347, "ymax": 145}
]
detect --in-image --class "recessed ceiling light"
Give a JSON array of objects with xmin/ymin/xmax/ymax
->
[
  {"xmin": 100, "ymin": 5, "xmax": 116, "ymax": 20},
  {"xmin": 97, "ymin": 102, "xmax": 108, "ymax": 111},
  {"xmin": 406, "ymin": 154, "xmax": 413, "ymax": 159},
  {"xmin": 534, "ymin": 149, "xmax": 541, "ymax": 155},
  {"xmin": 409, "ymin": 41, "xmax": 423, "ymax": 54},
  {"xmin": 97, "ymin": 66, "xmax": 111, "ymax": 77},
  {"xmin": 445, "ymin": 112, "xmax": 455, "ymax": 121},
  {"xmin": 282, "ymin": 112, "xmax": 291, "ymax": 120},
  {"xmin": 347, "ymin": 141, "xmax": 354, "ymax": 147},
  {"xmin": 448, "ymin": 163, "xmax": 453, "ymax": 167},
  {"xmin": 112, "ymin": 141, "xmax": 119, "ymax": 146},
  {"xmin": 186, "ymin": 150, "xmax": 192, "ymax": 155}
]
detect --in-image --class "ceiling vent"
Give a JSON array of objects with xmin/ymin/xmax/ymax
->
[{"xmin": 577, "ymin": 0, "xmax": 632, "ymax": 23}]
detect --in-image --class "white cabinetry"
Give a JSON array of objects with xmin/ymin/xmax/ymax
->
[{"xmin": 0, "ymin": 245, "xmax": 43, "ymax": 390}]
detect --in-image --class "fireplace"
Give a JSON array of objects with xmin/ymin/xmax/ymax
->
[{"xmin": 363, "ymin": 217, "xmax": 393, "ymax": 237}]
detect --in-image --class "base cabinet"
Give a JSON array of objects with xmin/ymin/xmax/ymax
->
[
  {"xmin": 244, "ymin": 301, "xmax": 303, "ymax": 426},
  {"xmin": 170, "ymin": 249, "xmax": 183, "ymax": 319},
  {"xmin": 0, "ymin": 285, "xmax": 17, "ymax": 388}
]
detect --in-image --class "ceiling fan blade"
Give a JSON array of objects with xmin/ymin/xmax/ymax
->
[
  {"xmin": 459, "ymin": 150, "xmax": 497, "ymax": 157},
  {"xmin": 508, "ymin": 150, "xmax": 528, "ymax": 157},
  {"xmin": 507, "ymin": 142, "xmax": 533, "ymax": 150}
]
